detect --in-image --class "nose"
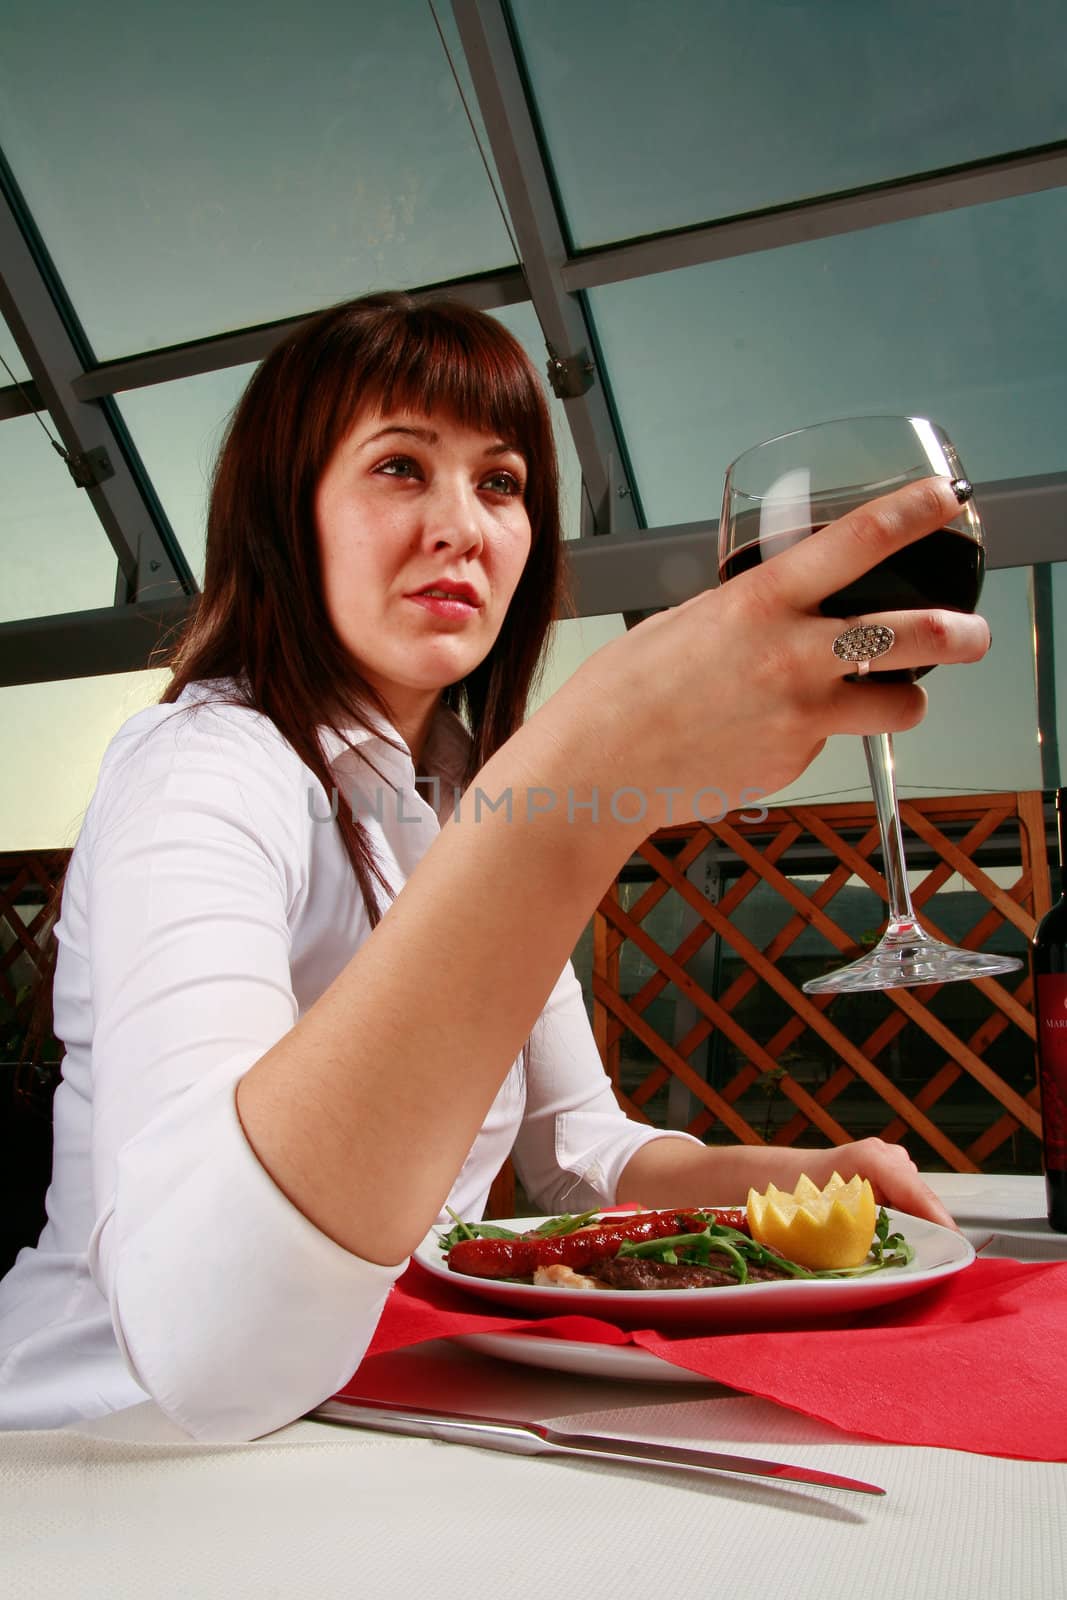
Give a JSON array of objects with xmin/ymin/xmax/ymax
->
[{"xmin": 421, "ymin": 473, "xmax": 485, "ymax": 558}]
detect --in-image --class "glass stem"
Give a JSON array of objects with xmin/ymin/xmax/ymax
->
[{"xmin": 862, "ymin": 733, "xmax": 917, "ymax": 927}]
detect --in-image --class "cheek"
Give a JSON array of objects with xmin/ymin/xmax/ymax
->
[{"xmin": 501, "ymin": 522, "xmax": 533, "ymax": 599}]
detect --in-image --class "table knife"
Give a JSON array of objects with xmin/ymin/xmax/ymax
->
[{"xmin": 311, "ymin": 1397, "xmax": 884, "ymax": 1496}]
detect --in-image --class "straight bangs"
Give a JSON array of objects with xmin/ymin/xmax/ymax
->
[{"xmin": 316, "ymin": 301, "xmax": 555, "ymax": 544}]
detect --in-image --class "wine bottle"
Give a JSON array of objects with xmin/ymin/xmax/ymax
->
[{"xmin": 1031, "ymin": 787, "xmax": 1067, "ymax": 1232}]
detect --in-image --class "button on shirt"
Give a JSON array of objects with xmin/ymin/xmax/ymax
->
[{"xmin": 0, "ymin": 683, "xmax": 697, "ymax": 1440}]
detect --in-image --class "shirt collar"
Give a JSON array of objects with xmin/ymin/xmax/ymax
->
[
  {"xmin": 175, "ymin": 678, "xmax": 471, "ymax": 790},
  {"xmin": 321, "ymin": 701, "xmax": 471, "ymax": 790}
]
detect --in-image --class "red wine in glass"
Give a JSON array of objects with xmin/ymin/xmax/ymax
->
[{"xmin": 719, "ymin": 524, "xmax": 985, "ymax": 682}]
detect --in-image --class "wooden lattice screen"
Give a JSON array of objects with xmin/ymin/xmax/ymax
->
[
  {"xmin": 0, "ymin": 796, "xmax": 1051, "ymax": 1208},
  {"xmin": 0, "ymin": 849, "xmax": 67, "ymax": 1084},
  {"xmin": 1, "ymin": 849, "xmax": 68, "ymax": 1272},
  {"xmin": 593, "ymin": 793, "xmax": 1048, "ymax": 1175}
]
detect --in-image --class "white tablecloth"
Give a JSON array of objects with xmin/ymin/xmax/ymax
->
[{"xmin": 3, "ymin": 1174, "xmax": 1065, "ymax": 1600}]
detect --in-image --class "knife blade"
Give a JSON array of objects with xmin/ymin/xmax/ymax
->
[{"xmin": 311, "ymin": 1397, "xmax": 884, "ymax": 1496}]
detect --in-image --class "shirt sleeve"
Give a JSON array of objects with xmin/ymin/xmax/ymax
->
[
  {"xmin": 81, "ymin": 703, "xmax": 403, "ymax": 1442},
  {"xmin": 511, "ymin": 961, "xmax": 703, "ymax": 1214}
]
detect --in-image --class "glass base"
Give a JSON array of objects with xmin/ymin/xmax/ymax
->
[{"xmin": 802, "ymin": 920, "xmax": 1024, "ymax": 995}]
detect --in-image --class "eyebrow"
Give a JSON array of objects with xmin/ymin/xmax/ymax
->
[{"xmin": 358, "ymin": 424, "xmax": 522, "ymax": 459}]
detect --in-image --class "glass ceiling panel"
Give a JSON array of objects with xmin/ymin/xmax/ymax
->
[
  {"xmin": 0, "ymin": 414, "xmax": 118, "ymax": 625},
  {"xmin": 0, "ymin": 0, "xmax": 512, "ymax": 359},
  {"xmin": 592, "ymin": 187, "xmax": 1067, "ymax": 529},
  {"xmin": 117, "ymin": 301, "xmax": 584, "ymax": 587},
  {"xmin": 512, "ymin": 0, "xmax": 1067, "ymax": 248}
]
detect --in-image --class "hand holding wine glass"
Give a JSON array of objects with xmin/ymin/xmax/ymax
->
[{"xmin": 718, "ymin": 415, "xmax": 1023, "ymax": 993}]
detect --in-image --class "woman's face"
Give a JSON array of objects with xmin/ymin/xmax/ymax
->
[{"xmin": 315, "ymin": 407, "xmax": 533, "ymax": 744}]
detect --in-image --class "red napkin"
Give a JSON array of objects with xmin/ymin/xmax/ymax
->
[{"xmin": 334, "ymin": 1257, "xmax": 1067, "ymax": 1462}]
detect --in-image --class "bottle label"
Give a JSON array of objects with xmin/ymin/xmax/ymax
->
[{"xmin": 1035, "ymin": 974, "xmax": 1067, "ymax": 1167}]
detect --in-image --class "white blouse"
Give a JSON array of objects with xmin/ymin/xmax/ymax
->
[{"xmin": 0, "ymin": 683, "xmax": 696, "ymax": 1440}]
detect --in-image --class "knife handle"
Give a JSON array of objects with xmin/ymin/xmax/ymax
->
[{"xmin": 329, "ymin": 1403, "xmax": 549, "ymax": 1458}]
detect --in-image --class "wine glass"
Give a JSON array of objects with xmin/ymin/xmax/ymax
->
[{"xmin": 719, "ymin": 415, "xmax": 1023, "ymax": 993}]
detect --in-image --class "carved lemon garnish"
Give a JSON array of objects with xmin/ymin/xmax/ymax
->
[{"xmin": 746, "ymin": 1171, "xmax": 877, "ymax": 1271}]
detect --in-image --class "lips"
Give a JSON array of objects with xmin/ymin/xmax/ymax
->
[{"xmin": 409, "ymin": 581, "xmax": 481, "ymax": 607}]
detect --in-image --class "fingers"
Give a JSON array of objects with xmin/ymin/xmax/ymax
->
[
  {"xmin": 907, "ymin": 1182, "xmax": 960, "ymax": 1232},
  {"xmin": 824, "ymin": 679, "xmax": 929, "ymax": 736},
  {"xmin": 779, "ymin": 478, "xmax": 966, "ymax": 612},
  {"xmin": 818, "ymin": 608, "xmax": 989, "ymax": 732},
  {"xmin": 828, "ymin": 608, "xmax": 990, "ymax": 678},
  {"xmin": 834, "ymin": 1140, "xmax": 960, "ymax": 1231},
  {"xmin": 871, "ymin": 1170, "xmax": 960, "ymax": 1232}
]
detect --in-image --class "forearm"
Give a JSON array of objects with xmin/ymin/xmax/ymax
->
[
  {"xmin": 617, "ymin": 1137, "xmax": 789, "ymax": 1208},
  {"xmin": 618, "ymin": 1136, "xmax": 958, "ymax": 1227},
  {"xmin": 236, "ymin": 709, "xmax": 634, "ymax": 1266}
]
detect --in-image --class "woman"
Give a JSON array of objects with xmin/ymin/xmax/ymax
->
[{"xmin": 0, "ymin": 293, "xmax": 984, "ymax": 1440}]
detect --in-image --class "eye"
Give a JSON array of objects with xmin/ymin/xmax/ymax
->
[
  {"xmin": 375, "ymin": 454, "xmax": 422, "ymax": 480},
  {"xmin": 481, "ymin": 468, "xmax": 524, "ymax": 497}
]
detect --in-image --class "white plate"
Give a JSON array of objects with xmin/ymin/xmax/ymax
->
[
  {"xmin": 454, "ymin": 1333, "xmax": 718, "ymax": 1383},
  {"xmin": 416, "ymin": 1211, "xmax": 975, "ymax": 1331}
]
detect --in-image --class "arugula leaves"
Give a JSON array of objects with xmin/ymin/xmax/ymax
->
[{"xmin": 436, "ymin": 1206, "xmax": 601, "ymax": 1254}]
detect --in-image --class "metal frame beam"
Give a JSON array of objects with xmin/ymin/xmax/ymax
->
[
  {"xmin": 452, "ymin": 0, "xmax": 639, "ymax": 536},
  {"xmin": 0, "ymin": 597, "xmax": 194, "ymax": 687},
  {"xmin": 5, "ymin": 473, "xmax": 1060, "ymax": 687},
  {"xmin": 565, "ymin": 474, "xmax": 1067, "ymax": 618},
  {"xmin": 0, "ymin": 159, "xmax": 194, "ymax": 611},
  {"xmin": 0, "ymin": 377, "xmax": 39, "ymax": 421},
  {"xmin": 562, "ymin": 142, "xmax": 1067, "ymax": 290}
]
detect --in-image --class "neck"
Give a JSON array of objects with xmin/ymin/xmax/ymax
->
[{"xmin": 383, "ymin": 691, "xmax": 442, "ymax": 767}]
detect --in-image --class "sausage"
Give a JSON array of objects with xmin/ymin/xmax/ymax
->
[{"xmin": 446, "ymin": 1210, "xmax": 739, "ymax": 1280}]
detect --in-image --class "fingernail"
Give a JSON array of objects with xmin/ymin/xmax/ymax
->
[{"xmin": 950, "ymin": 477, "xmax": 973, "ymax": 504}]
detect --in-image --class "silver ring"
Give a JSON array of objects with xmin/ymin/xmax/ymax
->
[{"xmin": 832, "ymin": 621, "xmax": 896, "ymax": 674}]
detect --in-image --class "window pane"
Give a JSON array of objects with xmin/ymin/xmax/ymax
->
[
  {"xmin": 0, "ymin": 671, "xmax": 171, "ymax": 850},
  {"xmin": 0, "ymin": 619, "xmax": 614, "ymax": 853},
  {"xmin": 1049, "ymin": 562, "xmax": 1067, "ymax": 787},
  {"xmin": 512, "ymin": 0, "xmax": 1067, "ymax": 248},
  {"xmin": 0, "ymin": 0, "xmax": 512, "ymax": 358},
  {"xmin": 116, "ymin": 303, "xmax": 583, "ymax": 584},
  {"xmin": 591, "ymin": 188, "xmax": 1067, "ymax": 526},
  {"xmin": 532, "ymin": 614, "xmax": 625, "ymax": 713},
  {"xmin": 0, "ymin": 415, "xmax": 118, "ymax": 624}
]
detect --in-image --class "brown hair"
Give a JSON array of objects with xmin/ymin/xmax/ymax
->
[
  {"xmin": 25, "ymin": 293, "xmax": 567, "ymax": 1065},
  {"xmin": 162, "ymin": 290, "xmax": 566, "ymax": 922}
]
